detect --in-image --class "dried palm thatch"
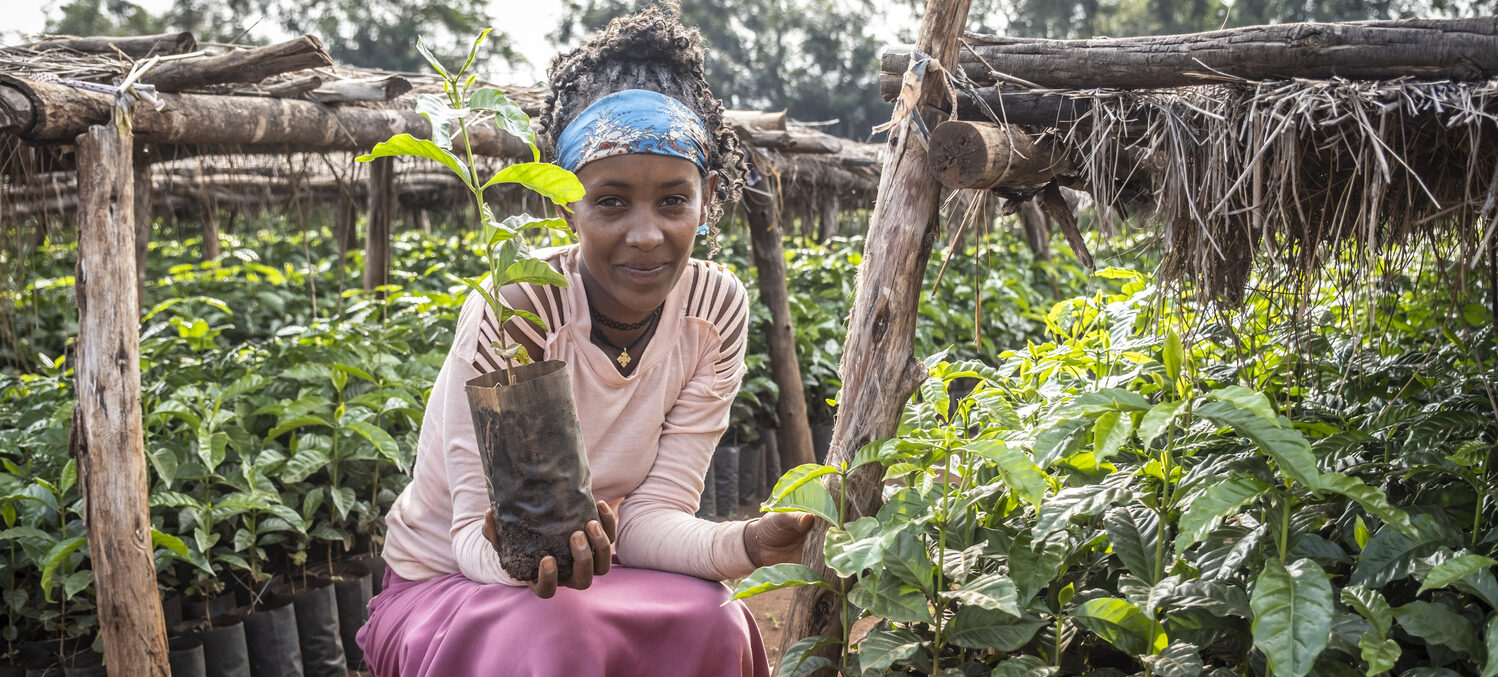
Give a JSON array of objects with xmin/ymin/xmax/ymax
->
[{"xmin": 1047, "ymin": 76, "xmax": 1497, "ymax": 302}]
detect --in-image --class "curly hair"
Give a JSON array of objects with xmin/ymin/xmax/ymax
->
[{"xmin": 537, "ymin": 3, "xmax": 746, "ymax": 251}]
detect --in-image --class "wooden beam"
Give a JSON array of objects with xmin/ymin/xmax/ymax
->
[
  {"xmin": 747, "ymin": 130, "xmax": 842, "ymax": 154},
  {"xmin": 744, "ymin": 155, "xmax": 818, "ymax": 472},
  {"xmin": 29, "ymin": 32, "xmax": 197, "ymax": 57},
  {"xmin": 879, "ymin": 78, "xmax": 1096, "ymax": 127},
  {"xmin": 928, "ymin": 120, "xmax": 1071, "ymax": 189},
  {"xmin": 261, "ymin": 75, "xmax": 323, "ymax": 99},
  {"xmin": 308, "ymin": 76, "xmax": 414, "ymax": 104},
  {"xmin": 141, "ymin": 35, "xmax": 333, "ymax": 92},
  {"xmin": 363, "ymin": 156, "xmax": 394, "ymax": 292},
  {"xmin": 1, "ymin": 75, "xmax": 531, "ymax": 157},
  {"xmin": 779, "ymin": 0, "xmax": 972, "ymax": 660},
  {"xmin": 881, "ymin": 17, "xmax": 1498, "ymax": 90},
  {"xmin": 133, "ymin": 146, "xmax": 153, "ymax": 304},
  {"xmin": 72, "ymin": 123, "xmax": 170, "ymax": 677}
]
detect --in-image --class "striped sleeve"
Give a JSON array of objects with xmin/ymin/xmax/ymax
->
[
  {"xmin": 471, "ymin": 280, "xmax": 567, "ymax": 374},
  {"xmin": 684, "ymin": 261, "xmax": 750, "ymax": 392}
]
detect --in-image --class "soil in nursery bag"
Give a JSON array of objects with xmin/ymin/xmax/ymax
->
[
  {"xmin": 183, "ymin": 591, "xmax": 237, "ymax": 622},
  {"xmin": 175, "ymin": 616, "xmax": 250, "ymax": 677},
  {"xmin": 713, "ymin": 444, "xmax": 740, "ymax": 517},
  {"xmin": 272, "ymin": 577, "xmax": 344, "ymax": 677},
  {"xmin": 351, "ymin": 554, "xmax": 387, "ymax": 596},
  {"xmin": 238, "ymin": 596, "xmax": 302, "ymax": 677},
  {"xmin": 168, "ymin": 636, "xmax": 206, "ymax": 677},
  {"xmin": 60, "ymin": 652, "xmax": 106, "ymax": 677},
  {"xmin": 466, "ymin": 361, "xmax": 598, "ymax": 582},
  {"xmin": 231, "ymin": 575, "xmax": 282, "ymax": 611}
]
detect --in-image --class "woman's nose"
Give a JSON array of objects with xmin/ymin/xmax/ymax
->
[{"xmin": 622, "ymin": 212, "xmax": 665, "ymax": 250}]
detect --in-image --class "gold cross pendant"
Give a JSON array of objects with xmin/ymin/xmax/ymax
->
[{"xmin": 615, "ymin": 348, "xmax": 632, "ymax": 368}]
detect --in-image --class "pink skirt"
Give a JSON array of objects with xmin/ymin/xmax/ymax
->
[{"xmin": 356, "ymin": 564, "xmax": 770, "ymax": 677}]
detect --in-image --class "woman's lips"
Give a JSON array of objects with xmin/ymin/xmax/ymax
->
[{"xmin": 618, "ymin": 261, "xmax": 669, "ymax": 281}]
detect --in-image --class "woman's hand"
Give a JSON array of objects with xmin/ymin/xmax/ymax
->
[
  {"xmin": 484, "ymin": 500, "xmax": 618, "ymax": 599},
  {"xmin": 743, "ymin": 512, "xmax": 815, "ymax": 568}
]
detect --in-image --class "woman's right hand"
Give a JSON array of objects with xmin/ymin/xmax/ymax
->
[{"xmin": 483, "ymin": 500, "xmax": 618, "ymax": 599}]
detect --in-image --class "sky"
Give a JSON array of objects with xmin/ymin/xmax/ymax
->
[{"xmin": 6, "ymin": 0, "xmax": 571, "ymax": 83}]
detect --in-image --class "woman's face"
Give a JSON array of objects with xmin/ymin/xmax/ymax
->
[{"xmin": 565, "ymin": 153, "xmax": 718, "ymax": 321}]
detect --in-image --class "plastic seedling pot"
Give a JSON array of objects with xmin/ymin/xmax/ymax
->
[
  {"xmin": 179, "ymin": 615, "xmax": 250, "ymax": 677},
  {"xmin": 239, "ymin": 596, "xmax": 302, "ymax": 677},
  {"xmin": 272, "ymin": 577, "xmax": 344, "ymax": 677},
  {"xmin": 465, "ymin": 360, "xmax": 599, "ymax": 582},
  {"xmin": 167, "ymin": 636, "xmax": 206, "ymax": 677},
  {"xmin": 713, "ymin": 444, "xmax": 740, "ymax": 517}
]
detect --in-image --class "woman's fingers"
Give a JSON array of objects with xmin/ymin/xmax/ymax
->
[
  {"xmin": 568, "ymin": 531, "xmax": 594, "ymax": 590},
  {"xmin": 587, "ymin": 520, "xmax": 612, "ymax": 577},
  {"xmin": 529, "ymin": 556, "xmax": 558, "ymax": 599},
  {"xmin": 596, "ymin": 500, "xmax": 619, "ymax": 543}
]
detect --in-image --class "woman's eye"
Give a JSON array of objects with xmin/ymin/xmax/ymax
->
[
  {"xmin": 596, "ymin": 196, "xmax": 625, "ymax": 208},
  {"xmin": 660, "ymin": 195, "xmax": 689, "ymax": 207}
]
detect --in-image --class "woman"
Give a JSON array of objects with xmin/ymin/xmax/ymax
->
[{"xmin": 356, "ymin": 6, "xmax": 813, "ymax": 675}]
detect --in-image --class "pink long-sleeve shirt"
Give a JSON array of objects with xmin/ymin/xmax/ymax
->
[{"xmin": 381, "ymin": 246, "xmax": 756, "ymax": 587}]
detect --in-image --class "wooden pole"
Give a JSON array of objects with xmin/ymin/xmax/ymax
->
[
  {"xmin": 73, "ymin": 123, "xmax": 170, "ymax": 677},
  {"xmin": 141, "ymin": 35, "xmax": 333, "ymax": 92},
  {"xmin": 133, "ymin": 146, "xmax": 153, "ymax": 305},
  {"xmin": 817, "ymin": 194, "xmax": 840, "ymax": 243},
  {"xmin": 779, "ymin": 0, "xmax": 972, "ymax": 659},
  {"xmin": 363, "ymin": 156, "xmax": 394, "ymax": 292},
  {"xmin": 744, "ymin": 159, "xmax": 817, "ymax": 471}
]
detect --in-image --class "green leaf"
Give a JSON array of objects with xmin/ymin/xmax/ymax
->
[
  {"xmin": 266, "ymin": 415, "xmax": 333, "ymax": 440},
  {"xmin": 40, "ymin": 536, "xmax": 88, "ymax": 603},
  {"xmin": 1176, "ymin": 477, "xmax": 1270, "ymax": 552},
  {"xmin": 824, "ymin": 516, "xmax": 882, "ymax": 577},
  {"xmin": 460, "ymin": 27, "xmax": 493, "ymax": 75},
  {"xmin": 1481, "ymin": 615, "xmax": 1498, "ymax": 677},
  {"xmin": 1208, "ymin": 385, "xmax": 1278, "ymax": 422},
  {"xmin": 1009, "ymin": 532, "xmax": 1070, "ymax": 604},
  {"xmin": 1358, "ymin": 633, "xmax": 1400, "ymax": 676},
  {"xmin": 344, "ymin": 420, "xmax": 404, "ymax": 470},
  {"xmin": 150, "ymin": 491, "xmax": 199, "ymax": 508},
  {"xmin": 63, "ymin": 570, "xmax": 92, "ymax": 599},
  {"xmin": 1418, "ymin": 552, "xmax": 1498, "ymax": 597},
  {"xmin": 855, "ymin": 626, "xmax": 925, "ymax": 674},
  {"xmin": 358, "ymin": 134, "xmax": 471, "ymax": 186},
  {"xmin": 943, "ymin": 571, "xmax": 1021, "ymax": 616},
  {"xmin": 499, "ymin": 258, "xmax": 569, "ymax": 289},
  {"xmin": 151, "ymin": 528, "xmax": 190, "ymax": 559},
  {"xmin": 848, "ymin": 572, "xmax": 933, "ymax": 624},
  {"xmin": 1350, "ymin": 516, "xmax": 1448, "ymax": 588},
  {"xmin": 1072, "ymin": 597, "xmax": 1167, "ymax": 655},
  {"xmin": 329, "ymin": 486, "xmax": 356, "ymax": 520},
  {"xmin": 1197, "ymin": 400, "xmax": 1320, "ymax": 491},
  {"xmin": 415, "ymin": 94, "xmax": 467, "ymax": 150},
  {"xmin": 1251, "ymin": 558, "xmax": 1335, "ymax": 677},
  {"xmin": 1032, "ymin": 483, "xmax": 1130, "ymax": 541},
  {"xmin": 481, "ymin": 162, "xmax": 585, "ymax": 205},
  {"xmin": 1138, "ymin": 400, "xmax": 1186, "ymax": 450},
  {"xmin": 990, "ymin": 655, "xmax": 1059, "ymax": 677},
  {"xmin": 943, "ymin": 606, "xmax": 1045, "ymax": 651},
  {"xmin": 1093, "ymin": 410, "xmax": 1132, "ymax": 462},
  {"xmin": 727, "ymin": 563, "xmax": 830, "ymax": 601},
  {"xmin": 967, "ymin": 439, "xmax": 1046, "ymax": 507},
  {"xmin": 415, "ymin": 37, "xmax": 449, "ymax": 78},
  {"xmin": 1143, "ymin": 642, "xmax": 1204, "ymax": 677},
  {"xmin": 469, "ymin": 87, "xmax": 537, "ymax": 152},
  {"xmin": 1105, "ymin": 505, "xmax": 1163, "ymax": 585},
  {"xmin": 762, "ymin": 463, "xmax": 840, "ymax": 525},
  {"xmin": 1394, "ymin": 600, "xmax": 1482, "ymax": 657},
  {"xmin": 278, "ymin": 447, "xmax": 330, "ymax": 484},
  {"xmin": 1340, "ymin": 586, "xmax": 1393, "ymax": 638},
  {"xmin": 1162, "ymin": 329, "xmax": 1184, "ymax": 385},
  {"xmin": 1032, "ymin": 418, "xmax": 1090, "ymax": 468},
  {"xmin": 775, "ymin": 635, "xmax": 839, "ymax": 677},
  {"xmin": 1070, "ymin": 388, "xmax": 1152, "ymax": 414},
  {"xmin": 1319, "ymin": 473, "xmax": 1417, "ymax": 539}
]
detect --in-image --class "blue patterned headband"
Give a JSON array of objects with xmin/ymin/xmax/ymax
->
[{"xmin": 555, "ymin": 89, "xmax": 711, "ymax": 174}]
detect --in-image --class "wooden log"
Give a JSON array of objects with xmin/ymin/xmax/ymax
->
[
  {"xmin": 744, "ymin": 157, "xmax": 818, "ymax": 472},
  {"xmin": 881, "ymin": 17, "xmax": 1498, "ymax": 90},
  {"xmin": 133, "ymin": 146, "xmax": 153, "ymax": 304},
  {"xmin": 309, "ymin": 76, "xmax": 414, "ymax": 104},
  {"xmin": 747, "ymin": 130, "xmax": 841, "ymax": 154},
  {"xmin": 817, "ymin": 194, "xmax": 840, "ymax": 243},
  {"xmin": 879, "ymin": 77, "xmax": 1095, "ymax": 127},
  {"xmin": 928, "ymin": 120, "xmax": 1071, "ymax": 189},
  {"xmin": 199, "ymin": 194, "xmax": 220, "ymax": 261},
  {"xmin": 29, "ymin": 32, "xmax": 197, "ymax": 57},
  {"xmin": 262, "ymin": 75, "xmax": 323, "ymax": 98},
  {"xmin": 72, "ymin": 124, "xmax": 170, "ymax": 677},
  {"xmin": 725, "ymin": 110, "xmax": 788, "ymax": 133},
  {"xmin": 336, "ymin": 190, "xmax": 358, "ymax": 258},
  {"xmin": 363, "ymin": 156, "xmax": 394, "ymax": 292},
  {"xmin": 780, "ymin": 0, "xmax": 972, "ymax": 661},
  {"xmin": 142, "ymin": 35, "xmax": 333, "ymax": 92},
  {"xmin": 0, "ymin": 75, "xmax": 531, "ymax": 158}
]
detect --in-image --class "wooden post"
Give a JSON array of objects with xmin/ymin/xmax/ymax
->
[
  {"xmin": 198, "ymin": 192, "xmax": 220, "ymax": 261},
  {"xmin": 817, "ymin": 194, "xmax": 840, "ymax": 243},
  {"xmin": 1019, "ymin": 199, "xmax": 1051, "ymax": 262},
  {"xmin": 744, "ymin": 160, "xmax": 817, "ymax": 470},
  {"xmin": 73, "ymin": 124, "xmax": 170, "ymax": 677},
  {"xmin": 363, "ymin": 156, "xmax": 395, "ymax": 292},
  {"xmin": 779, "ymin": 0, "xmax": 972, "ymax": 659},
  {"xmin": 133, "ymin": 147, "xmax": 153, "ymax": 305},
  {"xmin": 335, "ymin": 190, "xmax": 359, "ymax": 259}
]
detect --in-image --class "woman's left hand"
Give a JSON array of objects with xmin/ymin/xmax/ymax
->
[{"xmin": 743, "ymin": 512, "xmax": 816, "ymax": 567}]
